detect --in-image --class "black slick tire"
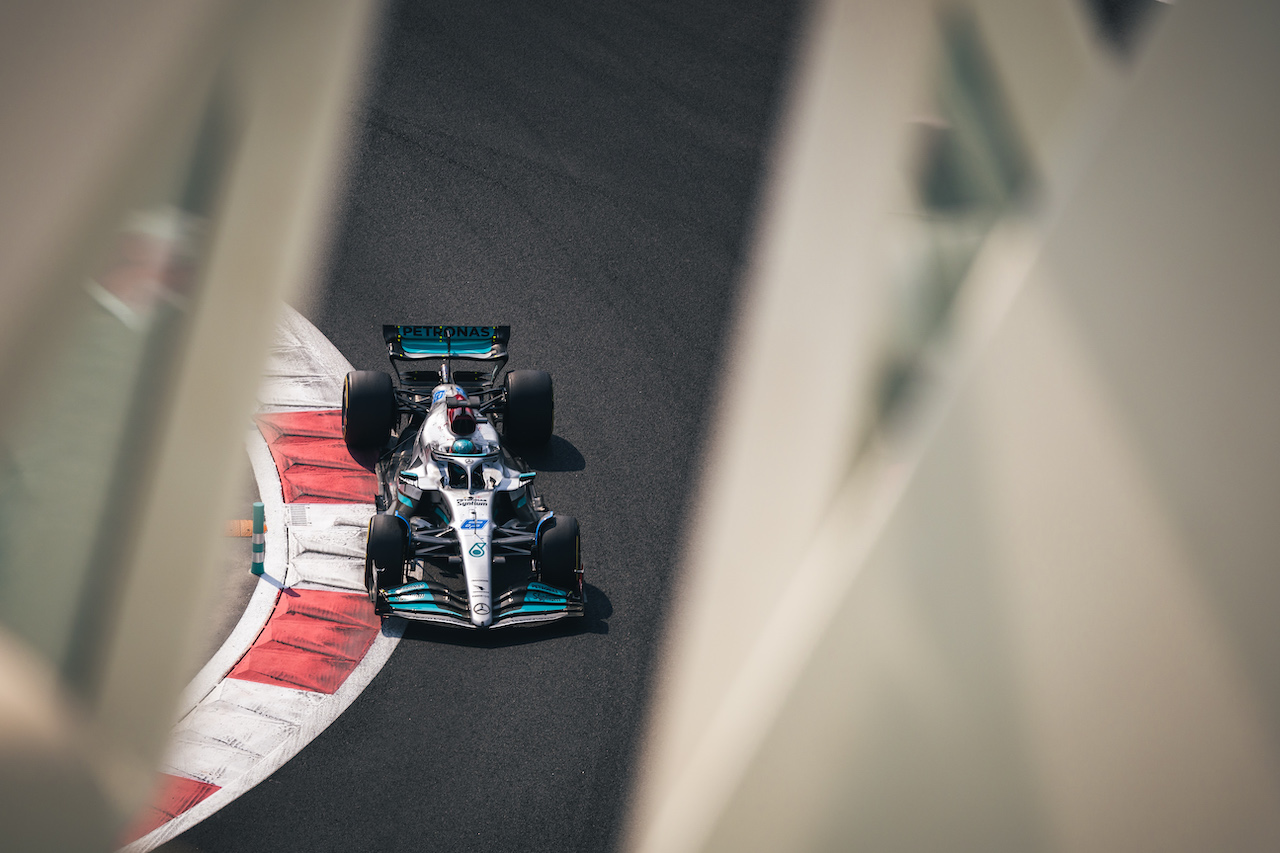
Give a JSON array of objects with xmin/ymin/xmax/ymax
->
[
  {"xmin": 343, "ymin": 371, "xmax": 396, "ymax": 455},
  {"xmin": 366, "ymin": 513, "xmax": 407, "ymax": 602},
  {"xmin": 537, "ymin": 515, "xmax": 580, "ymax": 594},
  {"xmin": 503, "ymin": 369, "xmax": 554, "ymax": 448}
]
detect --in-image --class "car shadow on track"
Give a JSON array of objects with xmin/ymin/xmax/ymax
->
[
  {"xmin": 394, "ymin": 583, "xmax": 611, "ymax": 648},
  {"xmin": 519, "ymin": 435, "xmax": 585, "ymax": 472}
]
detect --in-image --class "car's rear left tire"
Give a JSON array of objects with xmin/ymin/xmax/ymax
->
[
  {"xmin": 343, "ymin": 370, "xmax": 397, "ymax": 455},
  {"xmin": 537, "ymin": 515, "xmax": 580, "ymax": 594}
]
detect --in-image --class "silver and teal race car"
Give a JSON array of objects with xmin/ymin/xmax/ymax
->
[{"xmin": 342, "ymin": 324, "xmax": 583, "ymax": 629}]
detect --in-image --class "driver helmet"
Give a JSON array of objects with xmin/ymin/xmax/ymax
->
[{"xmin": 450, "ymin": 437, "xmax": 477, "ymax": 455}]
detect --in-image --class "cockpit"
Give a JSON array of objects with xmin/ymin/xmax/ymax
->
[{"xmin": 431, "ymin": 437, "xmax": 499, "ymax": 490}]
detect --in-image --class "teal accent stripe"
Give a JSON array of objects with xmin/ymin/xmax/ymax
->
[
  {"xmin": 389, "ymin": 581, "xmax": 433, "ymax": 594},
  {"xmin": 401, "ymin": 339, "xmax": 493, "ymax": 356},
  {"xmin": 511, "ymin": 603, "xmax": 568, "ymax": 614},
  {"xmin": 389, "ymin": 600, "xmax": 454, "ymax": 614},
  {"xmin": 398, "ymin": 493, "xmax": 414, "ymax": 506}
]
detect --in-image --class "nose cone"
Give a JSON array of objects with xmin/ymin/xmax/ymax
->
[{"xmin": 471, "ymin": 605, "xmax": 492, "ymax": 628}]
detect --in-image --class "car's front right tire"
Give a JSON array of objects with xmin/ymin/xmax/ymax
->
[
  {"xmin": 366, "ymin": 513, "xmax": 407, "ymax": 607},
  {"xmin": 537, "ymin": 514, "xmax": 580, "ymax": 594}
]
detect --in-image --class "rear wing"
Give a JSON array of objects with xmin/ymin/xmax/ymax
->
[
  {"xmin": 383, "ymin": 325, "xmax": 510, "ymax": 390},
  {"xmin": 384, "ymin": 325, "xmax": 510, "ymax": 359}
]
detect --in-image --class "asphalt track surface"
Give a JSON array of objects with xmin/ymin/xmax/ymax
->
[{"xmin": 171, "ymin": 2, "xmax": 800, "ymax": 850}]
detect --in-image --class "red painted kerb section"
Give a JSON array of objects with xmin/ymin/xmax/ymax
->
[
  {"xmin": 228, "ymin": 589, "xmax": 381, "ymax": 694},
  {"xmin": 121, "ymin": 774, "xmax": 220, "ymax": 845},
  {"xmin": 244, "ymin": 410, "xmax": 381, "ymax": 693},
  {"xmin": 255, "ymin": 410, "xmax": 377, "ymax": 504}
]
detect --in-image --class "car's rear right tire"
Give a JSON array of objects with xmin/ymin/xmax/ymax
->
[
  {"xmin": 503, "ymin": 369, "xmax": 554, "ymax": 448},
  {"xmin": 343, "ymin": 371, "xmax": 397, "ymax": 455}
]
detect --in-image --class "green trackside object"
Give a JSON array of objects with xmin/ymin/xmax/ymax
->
[{"xmin": 251, "ymin": 500, "xmax": 265, "ymax": 575}]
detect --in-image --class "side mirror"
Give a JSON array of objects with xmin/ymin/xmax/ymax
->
[{"xmin": 518, "ymin": 472, "xmax": 537, "ymax": 483}]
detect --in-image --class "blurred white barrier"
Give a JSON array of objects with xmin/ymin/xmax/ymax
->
[
  {"xmin": 0, "ymin": 2, "xmax": 381, "ymax": 849},
  {"xmin": 627, "ymin": 1, "xmax": 1280, "ymax": 851}
]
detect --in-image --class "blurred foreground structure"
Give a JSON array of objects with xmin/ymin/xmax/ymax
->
[
  {"xmin": 627, "ymin": 0, "xmax": 1280, "ymax": 851},
  {"xmin": 4, "ymin": 1, "xmax": 1278, "ymax": 851},
  {"xmin": 0, "ymin": 1, "xmax": 378, "ymax": 849}
]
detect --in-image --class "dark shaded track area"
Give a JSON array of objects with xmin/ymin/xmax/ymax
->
[{"xmin": 172, "ymin": 2, "xmax": 799, "ymax": 851}]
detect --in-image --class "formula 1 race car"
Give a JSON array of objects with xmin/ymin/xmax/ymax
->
[{"xmin": 342, "ymin": 325, "xmax": 583, "ymax": 629}]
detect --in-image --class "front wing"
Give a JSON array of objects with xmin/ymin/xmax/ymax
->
[{"xmin": 377, "ymin": 580, "xmax": 583, "ymax": 629}]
